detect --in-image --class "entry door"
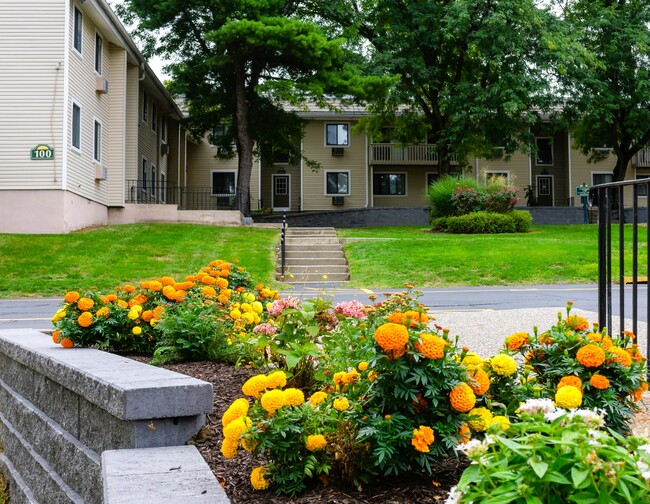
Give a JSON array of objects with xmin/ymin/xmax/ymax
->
[
  {"xmin": 536, "ymin": 175, "xmax": 554, "ymax": 206},
  {"xmin": 272, "ymin": 174, "xmax": 290, "ymax": 210}
]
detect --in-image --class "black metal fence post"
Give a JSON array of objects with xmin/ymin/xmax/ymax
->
[{"xmin": 280, "ymin": 213, "xmax": 287, "ymax": 278}]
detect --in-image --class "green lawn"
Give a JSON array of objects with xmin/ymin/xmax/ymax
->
[
  {"xmin": 337, "ymin": 225, "xmax": 647, "ymax": 288},
  {"xmin": 0, "ymin": 224, "xmax": 280, "ymax": 298}
]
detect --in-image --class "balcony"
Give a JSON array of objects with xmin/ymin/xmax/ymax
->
[
  {"xmin": 633, "ymin": 149, "xmax": 650, "ymax": 168},
  {"xmin": 369, "ymin": 143, "xmax": 457, "ymax": 165}
]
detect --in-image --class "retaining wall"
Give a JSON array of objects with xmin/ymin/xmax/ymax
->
[{"xmin": 0, "ymin": 329, "xmax": 229, "ymax": 504}]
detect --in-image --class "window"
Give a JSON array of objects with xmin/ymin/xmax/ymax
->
[
  {"xmin": 212, "ymin": 171, "xmax": 236, "ymax": 195},
  {"xmin": 141, "ymin": 158, "xmax": 147, "ymax": 191},
  {"xmin": 486, "ymin": 171, "xmax": 509, "ymax": 183},
  {"xmin": 93, "ymin": 119, "xmax": 102, "ymax": 162},
  {"xmin": 273, "ymin": 149, "xmax": 290, "ymax": 164},
  {"xmin": 325, "ymin": 171, "xmax": 350, "ymax": 195},
  {"xmin": 161, "ymin": 116, "xmax": 167, "ymax": 143},
  {"xmin": 592, "ymin": 172, "xmax": 613, "ymax": 186},
  {"xmin": 374, "ymin": 173, "xmax": 406, "ymax": 196},
  {"xmin": 426, "ymin": 173, "xmax": 439, "ymax": 189},
  {"xmin": 636, "ymin": 175, "xmax": 650, "ymax": 197},
  {"xmin": 142, "ymin": 91, "xmax": 148, "ymax": 123},
  {"xmin": 94, "ymin": 33, "xmax": 102, "ymax": 74},
  {"xmin": 152, "ymin": 103, "xmax": 157, "ymax": 132},
  {"xmin": 160, "ymin": 173, "xmax": 166, "ymax": 202},
  {"xmin": 73, "ymin": 7, "xmax": 83, "ymax": 54},
  {"xmin": 71, "ymin": 102, "xmax": 81, "ymax": 150},
  {"xmin": 535, "ymin": 137, "xmax": 553, "ymax": 166},
  {"xmin": 151, "ymin": 166, "xmax": 156, "ymax": 196},
  {"xmin": 326, "ymin": 124, "xmax": 349, "ymax": 146}
]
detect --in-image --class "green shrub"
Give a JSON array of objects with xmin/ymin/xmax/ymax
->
[
  {"xmin": 511, "ymin": 209, "xmax": 533, "ymax": 232},
  {"xmin": 427, "ymin": 175, "xmax": 479, "ymax": 218},
  {"xmin": 444, "ymin": 212, "xmax": 516, "ymax": 234}
]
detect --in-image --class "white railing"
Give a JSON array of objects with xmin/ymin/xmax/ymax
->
[
  {"xmin": 633, "ymin": 149, "xmax": 650, "ymax": 167},
  {"xmin": 370, "ymin": 143, "xmax": 438, "ymax": 165}
]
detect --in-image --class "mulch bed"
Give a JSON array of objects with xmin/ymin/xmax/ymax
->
[{"xmin": 149, "ymin": 359, "xmax": 468, "ymax": 503}]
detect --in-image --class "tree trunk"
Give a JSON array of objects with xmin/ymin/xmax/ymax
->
[
  {"xmin": 612, "ymin": 154, "xmax": 631, "ymax": 183},
  {"xmin": 234, "ymin": 55, "xmax": 254, "ymax": 216}
]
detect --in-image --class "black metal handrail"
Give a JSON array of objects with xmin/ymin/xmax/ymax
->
[
  {"xmin": 592, "ymin": 177, "xmax": 650, "ymax": 358},
  {"xmin": 280, "ymin": 214, "xmax": 287, "ymax": 278}
]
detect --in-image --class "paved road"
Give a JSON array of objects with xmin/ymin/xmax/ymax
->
[{"xmin": 1, "ymin": 283, "xmax": 647, "ymax": 330}]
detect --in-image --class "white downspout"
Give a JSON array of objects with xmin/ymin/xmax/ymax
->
[
  {"xmin": 177, "ymin": 123, "xmax": 181, "ymax": 204},
  {"xmin": 300, "ymin": 139, "xmax": 304, "ymax": 211},
  {"xmin": 61, "ymin": 4, "xmax": 71, "ymax": 189},
  {"xmin": 567, "ymin": 132, "xmax": 573, "ymax": 206}
]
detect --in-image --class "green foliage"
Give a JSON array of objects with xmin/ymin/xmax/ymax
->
[
  {"xmin": 453, "ymin": 408, "xmax": 650, "ymax": 503},
  {"xmin": 427, "ymin": 176, "xmax": 479, "ymax": 218},
  {"xmin": 439, "ymin": 212, "xmax": 517, "ymax": 234},
  {"xmin": 512, "ymin": 209, "xmax": 533, "ymax": 233}
]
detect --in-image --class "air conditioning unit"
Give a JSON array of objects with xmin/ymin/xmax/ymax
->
[
  {"xmin": 332, "ymin": 196, "xmax": 345, "ymax": 206},
  {"xmin": 160, "ymin": 143, "xmax": 170, "ymax": 155},
  {"xmin": 95, "ymin": 76, "xmax": 109, "ymax": 94},
  {"xmin": 94, "ymin": 165, "xmax": 108, "ymax": 180},
  {"xmin": 331, "ymin": 147, "xmax": 345, "ymax": 157}
]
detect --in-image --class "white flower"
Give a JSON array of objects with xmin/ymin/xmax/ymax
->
[
  {"xmin": 444, "ymin": 486, "xmax": 465, "ymax": 504},
  {"xmin": 518, "ymin": 398, "xmax": 557, "ymax": 416},
  {"xmin": 568, "ymin": 408, "xmax": 606, "ymax": 428}
]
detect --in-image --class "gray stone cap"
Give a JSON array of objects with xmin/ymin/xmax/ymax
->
[
  {"xmin": 0, "ymin": 329, "xmax": 213, "ymax": 420},
  {"xmin": 102, "ymin": 446, "xmax": 229, "ymax": 504}
]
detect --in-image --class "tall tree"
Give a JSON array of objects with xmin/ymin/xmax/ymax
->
[
  {"xmin": 117, "ymin": 0, "xmax": 387, "ymax": 214},
  {"xmin": 555, "ymin": 0, "xmax": 650, "ymax": 182},
  {"xmin": 307, "ymin": 0, "xmax": 558, "ymax": 172}
]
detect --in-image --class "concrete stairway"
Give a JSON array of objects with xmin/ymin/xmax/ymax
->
[{"xmin": 277, "ymin": 227, "xmax": 350, "ymax": 283}]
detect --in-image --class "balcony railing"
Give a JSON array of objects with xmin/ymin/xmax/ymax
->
[
  {"xmin": 125, "ymin": 180, "xmax": 251, "ymax": 215},
  {"xmin": 633, "ymin": 149, "xmax": 650, "ymax": 167},
  {"xmin": 369, "ymin": 143, "xmax": 458, "ymax": 165}
]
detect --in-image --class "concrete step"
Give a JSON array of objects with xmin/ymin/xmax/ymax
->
[
  {"xmin": 284, "ymin": 250, "xmax": 345, "ymax": 259},
  {"xmin": 283, "ymin": 257, "xmax": 348, "ymax": 265},
  {"xmin": 286, "ymin": 227, "xmax": 336, "ymax": 235},
  {"xmin": 277, "ymin": 272, "xmax": 350, "ymax": 282},
  {"xmin": 285, "ymin": 244, "xmax": 343, "ymax": 252},
  {"xmin": 285, "ymin": 237, "xmax": 341, "ymax": 245},
  {"xmin": 282, "ymin": 264, "xmax": 349, "ymax": 274}
]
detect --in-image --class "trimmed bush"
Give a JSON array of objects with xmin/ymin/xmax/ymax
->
[
  {"xmin": 444, "ymin": 212, "xmax": 516, "ymax": 234},
  {"xmin": 511, "ymin": 209, "xmax": 533, "ymax": 232}
]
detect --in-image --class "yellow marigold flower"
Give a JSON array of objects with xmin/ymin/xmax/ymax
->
[
  {"xmin": 266, "ymin": 371, "xmax": 287, "ymax": 389},
  {"xmin": 576, "ymin": 344, "xmax": 606, "ymax": 368},
  {"xmin": 411, "ymin": 425, "xmax": 435, "ymax": 453},
  {"xmin": 358, "ymin": 361, "xmax": 369, "ymax": 372},
  {"xmin": 64, "ymin": 291, "xmax": 80, "ymax": 303},
  {"xmin": 490, "ymin": 354, "xmax": 517, "ymax": 377},
  {"xmin": 251, "ymin": 301, "xmax": 263, "ymax": 314},
  {"xmin": 221, "ymin": 438, "xmax": 239, "ymax": 459},
  {"xmin": 250, "ymin": 466, "xmax": 269, "ymax": 491},
  {"xmin": 468, "ymin": 407, "xmax": 493, "ymax": 432},
  {"xmin": 305, "ymin": 434, "xmax": 327, "ymax": 452},
  {"xmin": 461, "ymin": 352, "xmax": 482, "ymax": 368},
  {"xmin": 260, "ymin": 389, "xmax": 286, "ymax": 414},
  {"xmin": 77, "ymin": 311, "xmax": 93, "ymax": 328},
  {"xmin": 342, "ymin": 370, "xmax": 361, "ymax": 384},
  {"xmin": 633, "ymin": 382, "xmax": 648, "ymax": 402},
  {"xmin": 415, "ymin": 333, "xmax": 447, "ymax": 359},
  {"xmin": 458, "ymin": 424, "xmax": 471, "ymax": 444},
  {"xmin": 241, "ymin": 312, "xmax": 255, "ymax": 325},
  {"xmin": 566, "ymin": 315, "xmax": 589, "ymax": 331},
  {"xmin": 230, "ymin": 308, "xmax": 242, "ymax": 320},
  {"xmin": 589, "ymin": 374, "xmax": 610, "ymax": 390},
  {"xmin": 60, "ymin": 337, "xmax": 75, "ymax": 349},
  {"xmin": 52, "ymin": 330, "xmax": 62, "ymax": 344},
  {"xmin": 240, "ymin": 303, "xmax": 253, "ymax": 313},
  {"xmin": 242, "ymin": 375, "xmax": 268, "ymax": 398},
  {"xmin": 202, "ymin": 286, "xmax": 217, "ymax": 298},
  {"xmin": 117, "ymin": 300, "xmax": 128, "ymax": 309},
  {"xmin": 557, "ymin": 375, "xmax": 583, "ymax": 391},
  {"xmin": 333, "ymin": 397, "xmax": 350, "ymax": 411},
  {"xmin": 607, "ymin": 346, "xmax": 632, "ymax": 367},
  {"xmin": 333, "ymin": 371, "xmax": 347, "ymax": 385},
  {"xmin": 449, "ymin": 383, "xmax": 476, "ymax": 412},
  {"xmin": 223, "ymin": 416, "xmax": 251, "ymax": 440},
  {"xmin": 283, "ymin": 388, "xmax": 305, "ymax": 407},
  {"xmin": 52, "ymin": 309, "xmax": 67, "ymax": 322},
  {"xmin": 309, "ymin": 391, "xmax": 328, "ymax": 407},
  {"xmin": 491, "ymin": 415, "xmax": 511, "ymax": 431},
  {"xmin": 368, "ymin": 370, "xmax": 377, "ymax": 382},
  {"xmin": 505, "ymin": 332, "xmax": 530, "ymax": 351},
  {"xmin": 374, "ymin": 322, "xmax": 409, "ymax": 352},
  {"xmin": 555, "ymin": 385, "xmax": 582, "ymax": 409},
  {"xmin": 127, "ymin": 310, "xmax": 139, "ymax": 321},
  {"xmin": 77, "ymin": 297, "xmax": 94, "ymax": 311},
  {"xmin": 469, "ymin": 368, "xmax": 490, "ymax": 396},
  {"xmin": 132, "ymin": 326, "xmax": 142, "ymax": 335},
  {"xmin": 241, "ymin": 435, "xmax": 258, "ymax": 452}
]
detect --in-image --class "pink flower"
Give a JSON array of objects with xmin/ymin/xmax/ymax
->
[
  {"xmin": 333, "ymin": 300, "xmax": 367, "ymax": 320},
  {"xmin": 267, "ymin": 297, "xmax": 301, "ymax": 317},
  {"xmin": 253, "ymin": 323, "xmax": 277, "ymax": 336}
]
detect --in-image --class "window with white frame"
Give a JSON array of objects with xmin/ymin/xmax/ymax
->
[
  {"xmin": 142, "ymin": 91, "xmax": 148, "ymax": 123},
  {"xmin": 93, "ymin": 119, "xmax": 102, "ymax": 162},
  {"xmin": 374, "ymin": 173, "xmax": 406, "ymax": 195},
  {"xmin": 636, "ymin": 175, "xmax": 650, "ymax": 197},
  {"xmin": 94, "ymin": 33, "xmax": 102, "ymax": 74},
  {"xmin": 212, "ymin": 171, "xmax": 236, "ymax": 195},
  {"xmin": 325, "ymin": 124, "xmax": 349, "ymax": 146},
  {"xmin": 486, "ymin": 171, "xmax": 509, "ymax": 183},
  {"xmin": 71, "ymin": 102, "xmax": 81, "ymax": 150},
  {"xmin": 535, "ymin": 137, "xmax": 553, "ymax": 166},
  {"xmin": 152, "ymin": 103, "xmax": 157, "ymax": 132},
  {"xmin": 141, "ymin": 158, "xmax": 147, "ymax": 191},
  {"xmin": 325, "ymin": 171, "xmax": 350, "ymax": 195},
  {"xmin": 592, "ymin": 172, "xmax": 613, "ymax": 186},
  {"xmin": 73, "ymin": 7, "xmax": 83, "ymax": 54},
  {"xmin": 151, "ymin": 166, "xmax": 156, "ymax": 196}
]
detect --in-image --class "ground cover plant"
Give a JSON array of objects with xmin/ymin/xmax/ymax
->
[{"xmin": 48, "ymin": 258, "xmax": 649, "ymax": 502}]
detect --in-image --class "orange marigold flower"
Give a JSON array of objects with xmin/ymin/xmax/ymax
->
[
  {"xmin": 305, "ymin": 434, "xmax": 327, "ymax": 452},
  {"xmin": 633, "ymin": 382, "xmax": 648, "ymax": 402},
  {"xmin": 589, "ymin": 374, "xmax": 610, "ymax": 390},
  {"xmin": 160, "ymin": 276, "xmax": 176, "ymax": 286},
  {"xmin": 201, "ymin": 275, "xmax": 216, "ymax": 286},
  {"xmin": 117, "ymin": 300, "xmax": 128, "ymax": 309},
  {"xmin": 505, "ymin": 332, "xmax": 530, "ymax": 351},
  {"xmin": 411, "ymin": 425, "xmax": 435, "ymax": 453},
  {"xmin": 174, "ymin": 281, "xmax": 195, "ymax": 290},
  {"xmin": 60, "ymin": 337, "xmax": 74, "ymax": 349},
  {"xmin": 131, "ymin": 294, "xmax": 148, "ymax": 306},
  {"xmin": 77, "ymin": 297, "xmax": 95, "ymax": 311},
  {"xmin": 626, "ymin": 344, "xmax": 646, "ymax": 363},
  {"xmin": 458, "ymin": 424, "xmax": 471, "ymax": 444},
  {"xmin": 123, "ymin": 285, "xmax": 136, "ymax": 293},
  {"xmin": 449, "ymin": 383, "xmax": 476, "ymax": 412},
  {"xmin": 162, "ymin": 285, "xmax": 177, "ymax": 300},
  {"xmin": 215, "ymin": 277, "xmax": 229, "ymax": 289},
  {"xmin": 153, "ymin": 305, "xmax": 165, "ymax": 318},
  {"xmin": 52, "ymin": 330, "xmax": 62, "ymax": 344},
  {"xmin": 374, "ymin": 323, "xmax": 409, "ymax": 352},
  {"xmin": 557, "ymin": 375, "xmax": 583, "ymax": 391},
  {"xmin": 141, "ymin": 310, "xmax": 154, "ymax": 322},
  {"xmin": 174, "ymin": 290, "xmax": 188, "ymax": 302},
  {"xmin": 607, "ymin": 346, "xmax": 632, "ymax": 367},
  {"xmin": 96, "ymin": 306, "xmax": 109, "ymax": 318},
  {"xmin": 64, "ymin": 291, "xmax": 80, "ymax": 303},
  {"xmin": 415, "ymin": 333, "xmax": 447, "ymax": 359},
  {"xmin": 576, "ymin": 344, "xmax": 605, "ymax": 368},
  {"xmin": 77, "ymin": 311, "xmax": 93, "ymax": 328},
  {"xmin": 469, "ymin": 368, "xmax": 490, "ymax": 396},
  {"xmin": 148, "ymin": 281, "xmax": 163, "ymax": 292},
  {"xmin": 202, "ymin": 286, "xmax": 217, "ymax": 298},
  {"xmin": 566, "ymin": 315, "xmax": 589, "ymax": 331},
  {"xmin": 106, "ymin": 294, "xmax": 118, "ymax": 302}
]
